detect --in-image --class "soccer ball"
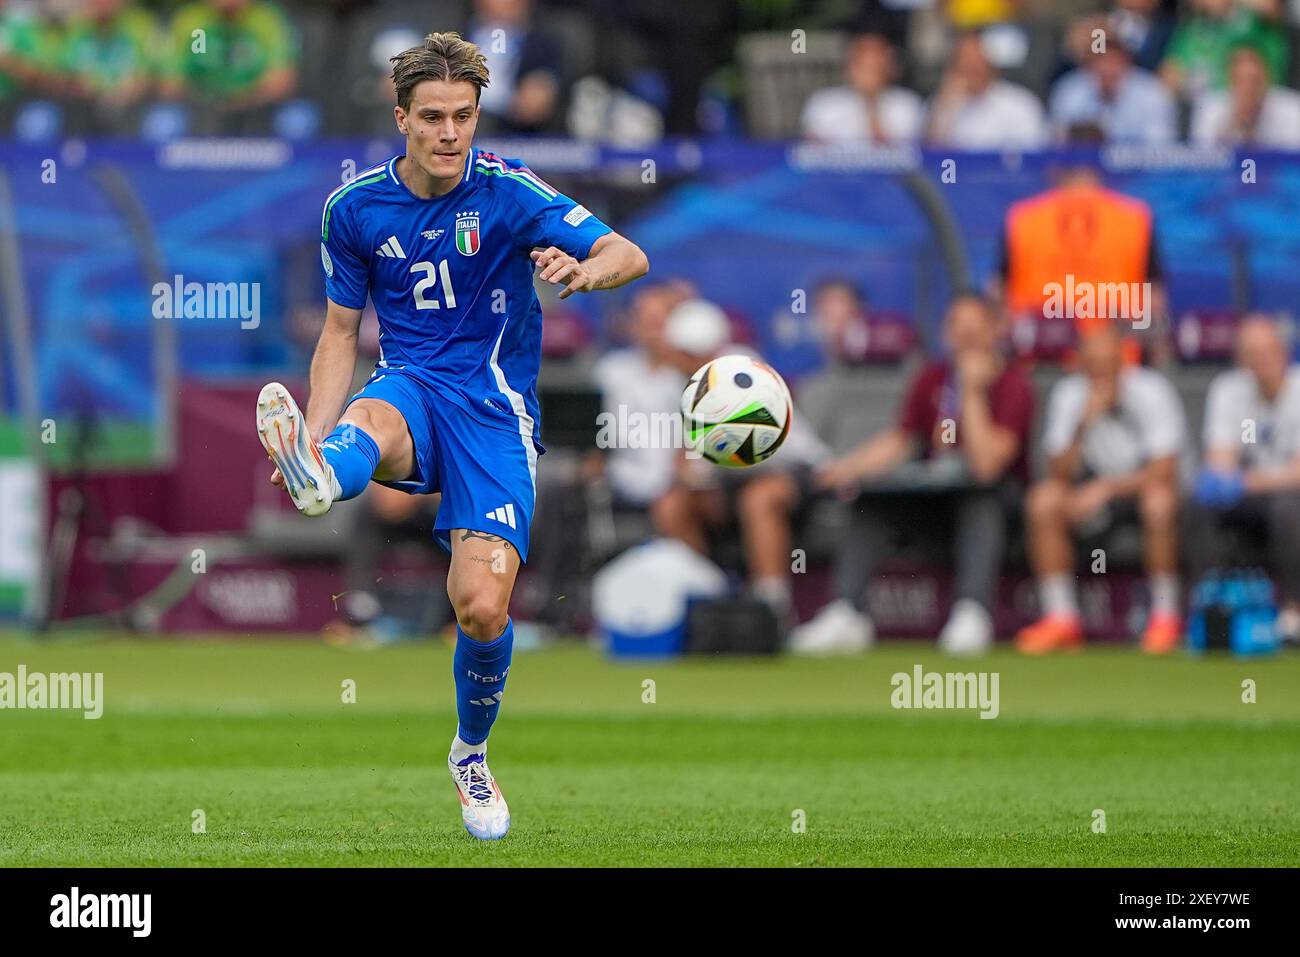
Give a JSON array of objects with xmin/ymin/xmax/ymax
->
[{"xmin": 681, "ymin": 353, "xmax": 792, "ymax": 468}]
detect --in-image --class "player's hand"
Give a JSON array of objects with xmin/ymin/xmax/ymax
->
[
  {"xmin": 531, "ymin": 246, "xmax": 592, "ymax": 299},
  {"xmin": 270, "ymin": 465, "xmax": 285, "ymax": 488}
]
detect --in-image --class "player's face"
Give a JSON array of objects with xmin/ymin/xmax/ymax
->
[{"xmin": 396, "ymin": 80, "xmax": 481, "ymax": 182}]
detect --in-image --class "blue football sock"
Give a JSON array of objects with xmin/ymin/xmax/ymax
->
[
  {"xmin": 453, "ymin": 619, "xmax": 514, "ymax": 747},
  {"xmin": 320, "ymin": 423, "xmax": 380, "ymax": 500}
]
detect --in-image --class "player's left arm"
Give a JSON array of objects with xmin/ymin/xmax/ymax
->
[{"xmin": 531, "ymin": 232, "xmax": 649, "ymax": 300}]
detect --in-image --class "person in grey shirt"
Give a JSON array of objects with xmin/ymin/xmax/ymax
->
[{"xmin": 1186, "ymin": 313, "xmax": 1300, "ymax": 643}]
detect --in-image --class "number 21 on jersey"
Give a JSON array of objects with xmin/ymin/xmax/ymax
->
[{"xmin": 410, "ymin": 259, "xmax": 457, "ymax": 310}]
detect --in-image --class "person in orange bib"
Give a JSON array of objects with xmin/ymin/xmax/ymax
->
[{"xmin": 994, "ymin": 162, "xmax": 1166, "ymax": 364}]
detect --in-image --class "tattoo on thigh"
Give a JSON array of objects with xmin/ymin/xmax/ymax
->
[{"xmin": 460, "ymin": 529, "xmax": 515, "ymax": 549}]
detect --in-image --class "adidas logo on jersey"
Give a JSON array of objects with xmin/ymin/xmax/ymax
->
[
  {"xmin": 485, "ymin": 503, "xmax": 517, "ymax": 529},
  {"xmin": 375, "ymin": 235, "xmax": 407, "ymax": 258}
]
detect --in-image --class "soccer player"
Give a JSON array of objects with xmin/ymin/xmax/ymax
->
[{"xmin": 255, "ymin": 32, "xmax": 648, "ymax": 840}]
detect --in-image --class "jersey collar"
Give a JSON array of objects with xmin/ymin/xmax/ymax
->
[{"xmin": 388, "ymin": 152, "xmax": 474, "ymax": 204}]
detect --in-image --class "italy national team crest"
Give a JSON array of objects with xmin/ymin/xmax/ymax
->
[{"xmin": 455, "ymin": 213, "xmax": 480, "ymax": 256}]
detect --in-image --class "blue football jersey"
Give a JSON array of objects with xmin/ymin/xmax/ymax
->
[{"xmin": 319, "ymin": 149, "xmax": 612, "ymax": 451}]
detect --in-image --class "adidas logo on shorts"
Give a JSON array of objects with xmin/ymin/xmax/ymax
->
[{"xmin": 485, "ymin": 503, "xmax": 517, "ymax": 529}]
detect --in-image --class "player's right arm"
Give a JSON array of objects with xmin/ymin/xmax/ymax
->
[{"xmin": 305, "ymin": 298, "xmax": 363, "ymax": 443}]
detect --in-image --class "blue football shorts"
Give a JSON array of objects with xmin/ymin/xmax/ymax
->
[{"xmin": 343, "ymin": 367, "xmax": 540, "ymax": 562}]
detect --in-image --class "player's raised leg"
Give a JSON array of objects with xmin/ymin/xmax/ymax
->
[
  {"xmin": 257, "ymin": 382, "xmax": 344, "ymax": 516},
  {"xmin": 445, "ymin": 528, "xmax": 521, "ymax": 840},
  {"xmin": 257, "ymin": 384, "xmax": 413, "ymax": 516}
]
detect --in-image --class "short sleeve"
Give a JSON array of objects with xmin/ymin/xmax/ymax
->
[
  {"xmin": 252, "ymin": 5, "xmax": 298, "ymax": 70},
  {"xmin": 1042, "ymin": 376, "xmax": 1086, "ymax": 458},
  {"xmin": 1202, "ymin": 372, "xmax": 1240, "ymax": 454},
  {"xmin": 991, "ymin": 368, "xmax": 1036, "ymax": 445},
  {"xmin": 320, "ymin": 197, "xmax": 369, "ymax": 309},
  {"xmin": 503, "ymin": 162, "xmax": 612, "ymax": 259},
  {"xmin": 897, "ymin": 365, "xmax": 940, "ymax": 437},
  {"xmin": 1136, "ymin": 372, "xmax": 1187, "ymax": 460}
]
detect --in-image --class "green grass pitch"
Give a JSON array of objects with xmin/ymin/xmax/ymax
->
[{"xmin": 0, "ymin": 632, "xmax": 1297, "ymax": 866}]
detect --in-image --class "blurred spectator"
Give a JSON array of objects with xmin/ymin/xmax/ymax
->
[
  {"xmin": 58, "ymin": 0, "xmax": 159, "ymax": 134},
  {"xmin": 793, "ymin": 292, "xmax": 1035, "ymax": 656},
  {"xmin": 1187, "ymin": 314, "xmax": 1300, "ymax": 643},
  {"xmin": 591, "ymin": 278, "xmax": 696, "ymax": 511},
  {"xmin": 1048, "ymin": 41, "xmax": 1177, "ymax": 143},
  {"xmin": 799, "ymin": 30, "xmax": 924, "ymax": 145},
  {"xmin": 1160, "ymin": 0, "xmax": 1289, "ymax": 103},
  {"xmin": 992, "ymin": 162, "xmax": 1165, "ymax": 362},
  {"xmin": 0, "ymin": 0, "xmax": 53, "ymax": 126},
  {"xmin": 945, "ymin": 0, "xmax": 1020, "ymax": 29},
  {"xmin": 1109, "ymin": 0, "xmax": 1178, "ymax": 72},
  {"xmin": 467, "ymin": 0, "xmax": 565, "ymax": 134},
  {"xmin": 1190, "ymin": 43, "xmax": 1300, "ymax": 147},
  {"xmin": 330, "ymin": 484, "xmax": 446, "ymax": 644},
  {"xmin": 161, "ymin": 0, "xmax": 298, "ymax": 134},
  {"xmin": 796, "ymin": 279, "xmax": 875, "ymax": 452},
  {"xmin": 1017, "ymin": 326, "xmax": 1187, "ymax": 655},
  {"xmin": 926, "ymin": 31, "xmax": 1046, "ymax": 149},
  {"xmin": 652, "ymin": 298, "xmax": 827, "ymax": 625}
]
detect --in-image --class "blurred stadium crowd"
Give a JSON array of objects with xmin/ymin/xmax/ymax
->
[{"xmin": 1, "ymin": 0, "xmax": 1299, "ymax": 144}]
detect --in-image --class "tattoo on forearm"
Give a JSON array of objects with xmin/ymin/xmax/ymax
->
[
  {"xmin": 590, "ymin": 271, "xmax": 622, "ymax": 290},
  {"xmin": 460, "ymin": 529, "xmax": 514, "ymax": 549}
]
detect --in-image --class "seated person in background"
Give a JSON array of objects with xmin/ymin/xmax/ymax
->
[
  {"xmin": 1190, "ymin": 43, "xmax": 1300, "ymax": 148},
  {"xmin": 590, "ymin": 277, "xmax": 696, "ymax": 512},
  {"xmin": 652, "ymin": 298, "xmax": 828, "ymax": 626},
  {"xmin": 1048, "ymin": 40, "xmax": 1176, "ymax": 144},
  {"xmin": 925, "ymin": 31, "xmax": 1046, "ymax": 150},
  {"xmin": 1187, "ymin": 314, "xmax": 1300, "ymax": 643},
  {"xmin": 331, "ymin": 484, "xmax": 446, "ymax": 644},
  {"xmin": 0, "ymin": 0, "xmax": 55, "ymax": 127},
  {"xmin": 1017, "ymin": 326, "xmax": 1187, "ymax": 655},
  {"xmin": 792, "ymin": 292, "xmax": 1035, "ymax": 656},
  {"xmin": 466, "ymin": 0, "xmax": 565, "ymax": 134},
  {"xmin": 57, "ymin": 0, "xmax": 159, "ymax": 134},
  {"xmin": 1159, "ymin": 0, "xmax": 1289, "ymax": 104},
  {"xmin": 160, "ymin": 0, "xmax": 298, "ymax": 134},
  {"xmin": 800, "ymin": 29, "xmax": 924, "ymax": 146},
  {"xmin": 797, "ymin": 277, "xmax": 880, "ymax": 456}
]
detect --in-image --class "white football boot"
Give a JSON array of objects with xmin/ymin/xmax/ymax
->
[
  {"xmin": 255, "ymin": 381, "xmax": 340, "ymax": 517},
  {"xmin": 788, "ymin": 598, "xmax": 876, "ymax": 655},
  {"xmin": 449, "ymin": 753, "xmax": 510, "ymax": 840},
  {"xmin": 937, "ymin": 598, "xmax": 994, "ymax": 656}
]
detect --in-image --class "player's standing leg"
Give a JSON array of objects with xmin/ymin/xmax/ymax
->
[{"xmin": 444, "ymin": 528, "xmax": 521, "ymax": 840}]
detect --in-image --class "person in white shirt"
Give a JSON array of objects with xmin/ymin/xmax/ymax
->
[
  {"xmin": 1018, "ymin": 326, "xmax": 1188, "ymax": 654},
  {"xmin": 1190, "ymin": 45, "xmax": 1300, "ymax": 148},
  {"xmin": 926, "ymin": 31, "xmax": 1047, "ymax": 150},
  {"xmin": 800, "ymin": 30, "xmax": 925, "ymax": 145},
  {"xmin": 651, "ymin": 298, "xmax": 828, "ymax": 626},
  {"xmin": 591, "ymin": 279, "xmax": 696, "ymax": 509},
  {"xmin": 1187, "ymin": 314, "xmax": 1300, "ymax": 641}
]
